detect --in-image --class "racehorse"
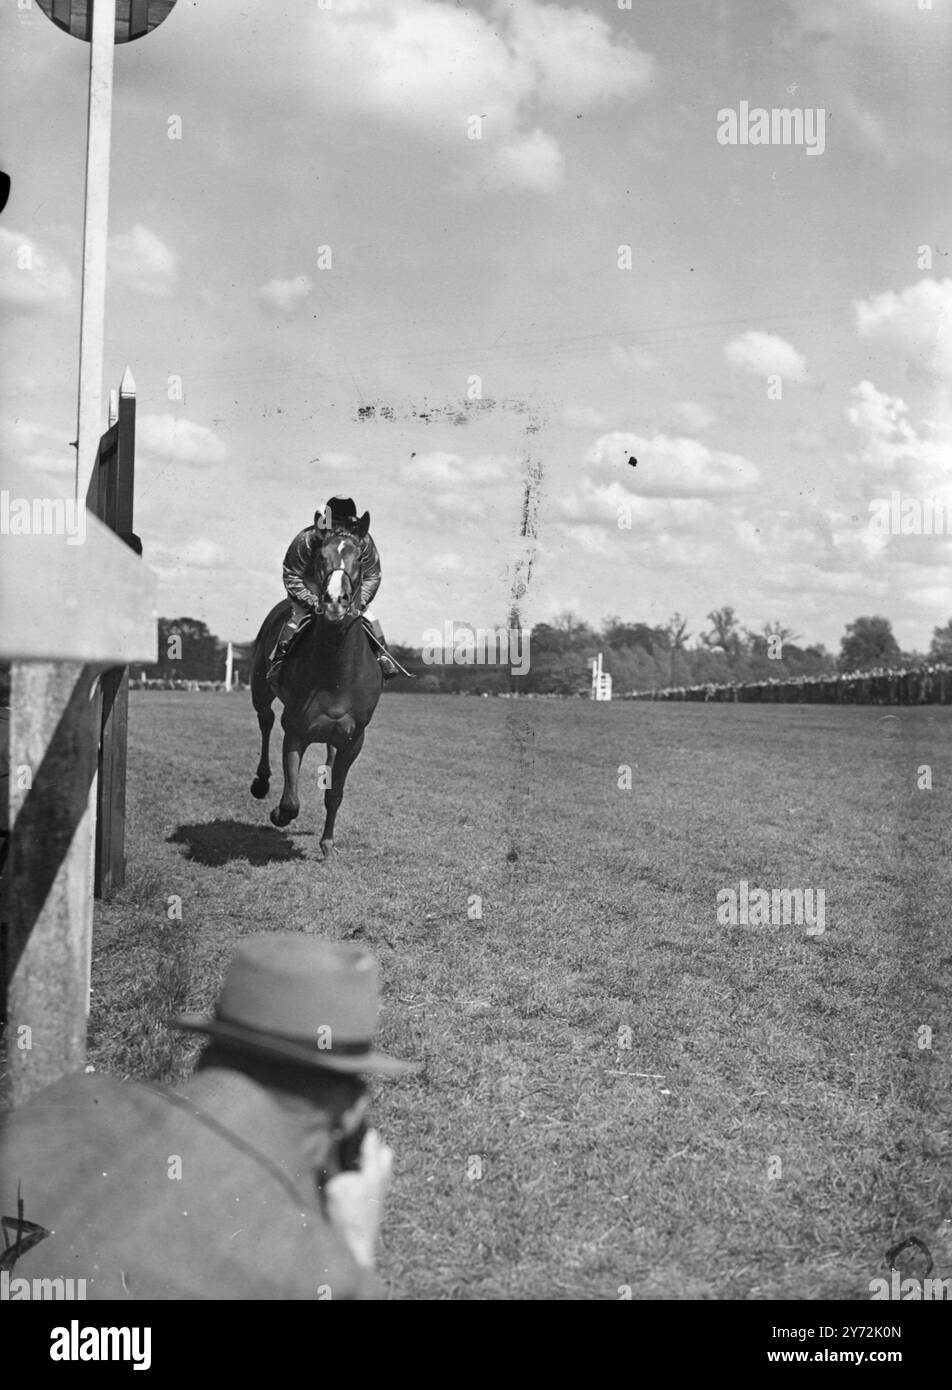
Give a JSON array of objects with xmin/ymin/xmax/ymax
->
[{"xmin": 249, "ymin": 527, "xmax": 382, "ymax": 857}]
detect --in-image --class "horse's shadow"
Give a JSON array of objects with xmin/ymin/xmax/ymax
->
[{"xmin": 168, "ymin": 819, "xmax": 305, "ymax": 867}]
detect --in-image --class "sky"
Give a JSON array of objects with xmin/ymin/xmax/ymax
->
[{"xmin": 2, "ymin": 0, "xmax": 951, "ymax": 655}]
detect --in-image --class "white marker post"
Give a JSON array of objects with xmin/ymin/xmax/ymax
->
[
  {"xmin": 591, "ymin": 652, "xmax": 612, "ymax": 702},
  {"xmin": 225, "ymin": 640, "xmax": 234, "ymax": 691},
  {"xmin": 75, "ymin": 0, "xmax": 118, "ymax": 501}
]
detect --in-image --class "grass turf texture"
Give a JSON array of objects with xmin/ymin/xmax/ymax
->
[{"xmin": 88, "ymin": 692, "xmax": 951, "ymax": 1300}]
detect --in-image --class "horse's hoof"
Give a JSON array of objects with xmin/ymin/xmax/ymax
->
[
  {"xmin": 250, "ymin": 777, "xmax": 269, "ymax": 800},
  {"xmin": 320, "ymin": 840, "xmax": 336, "ymax": 858},
  {"xmin": 270, "ymin": 806, "xmax": 298, "ymax": 828}
]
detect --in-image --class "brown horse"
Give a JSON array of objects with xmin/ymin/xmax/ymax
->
[{"xmin": 249, "ymin": 528, "xmax": 382, "ymax": 857}]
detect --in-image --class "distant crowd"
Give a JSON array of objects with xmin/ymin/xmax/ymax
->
[
  {"xmin": 129, "ymin": 665, "xmax": 952, "ymax": 706},
  {"xmin": 630, "ymin": 663, "xmax": 952, "ymax": 705},
  {"xmin": 130, "ymin": 678, "xmax": 250, "ymax": 693}
]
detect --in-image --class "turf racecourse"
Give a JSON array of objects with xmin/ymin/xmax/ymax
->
[{"xmin": 89, "ymin": 691, "xmax": 951, "ymax": 1301}]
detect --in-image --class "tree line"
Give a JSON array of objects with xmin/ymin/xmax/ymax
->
[{"xmin": 135, "ymin": 611, "xmax": 952, "ymax": 696}]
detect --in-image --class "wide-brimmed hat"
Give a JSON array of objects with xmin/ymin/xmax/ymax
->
[
  {"xmin": 316, "ymin": 496, "xmax": 370, "ymax": 536},
  {"xmin": 172, "ymin": 935, "xmax": 419, "ymax": 1077}
]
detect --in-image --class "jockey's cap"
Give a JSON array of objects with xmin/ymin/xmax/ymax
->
[{"xmin": 316, "ymin": 495, "xmax": 359, "ymax": 531}]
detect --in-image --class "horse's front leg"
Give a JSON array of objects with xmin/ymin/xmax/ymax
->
[
  {"xmin": 270, "ymin": 731, "xmax": 305, "ymax": 828},
  {"xmin": 320, "ymin": 728, "xmax": 365, "ymax": 857},
  {"xmin": 250, "ymin": 698, "xmax": 274, "ymax": 799}
]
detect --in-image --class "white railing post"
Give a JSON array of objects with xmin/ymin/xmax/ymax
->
[{"xmin": 74, "ymin": 0, "xmax": 117, "ymax": 502}]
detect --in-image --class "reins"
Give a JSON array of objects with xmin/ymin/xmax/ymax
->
[{"xmin": 313, "ymin": 527, "xmax": 364, "ymax": 620}]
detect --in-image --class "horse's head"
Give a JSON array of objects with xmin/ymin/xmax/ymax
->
[{"xmin": 313, "ymin": 529, "xmax": 363, "ymax": 624}]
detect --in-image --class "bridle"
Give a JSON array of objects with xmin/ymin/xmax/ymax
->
[{"xmin": 314, "ymin": 527, "xmax": 363, "ymax": 621}]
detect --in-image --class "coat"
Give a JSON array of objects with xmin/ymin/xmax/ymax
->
[{"xmin": 0, "ymin": 1069, "xmax": 381, "ymax": 1300}]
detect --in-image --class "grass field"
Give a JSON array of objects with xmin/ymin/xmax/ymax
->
[{"xmin": 89, "ymin": 691, "xmax": 952, "ymax": 1300}]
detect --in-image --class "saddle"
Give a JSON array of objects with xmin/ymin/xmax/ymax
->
[{"xmin": 277, "ymin": 613, "xmax": 414, "ymax": 680}]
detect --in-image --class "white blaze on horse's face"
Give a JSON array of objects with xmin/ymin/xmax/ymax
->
[{"xmin": 319, "ymin": 534, "xmax": 359, "ymax": 620}]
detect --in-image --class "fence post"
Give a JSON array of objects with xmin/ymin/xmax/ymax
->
[
  {"xmin": 92, "ymin": 367, "xmax": 137, "ymax": 897},
  {"xmin": 1, "ymin": 466, "xmax": 158, "ymax": 1105},
  {"xmin": 3, "ymin": 661, "xmax": 101, "ymax": 1105}
]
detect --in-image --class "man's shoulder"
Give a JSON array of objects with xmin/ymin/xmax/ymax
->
[
  {"xmin": 284, "ymin": 525, "xmax": 319, "ymax": 565},
  {"xmin": 0, "ymin": 1069, "xmax": 373, "ymax": 1300},
  {"xmin": 289, "ymin": 524, "xmax": 318, "ymax": 547},
  {"xmin": 1, "ymin": 1070, "xmax": 176, "ymax": 1147}
]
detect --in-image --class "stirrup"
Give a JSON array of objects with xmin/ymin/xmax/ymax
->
[{"xmin": 364, "ymin": 626, "xmax": 416, "ymax": 679}]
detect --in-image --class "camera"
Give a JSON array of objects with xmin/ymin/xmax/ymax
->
[{"xmin": 336, "ymin": 1119, "xmax": 367, "ymax": 1173}]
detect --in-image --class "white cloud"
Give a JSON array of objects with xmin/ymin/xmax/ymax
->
[
  {"xmin": 583, "ymin": 431, "xmax": 762, "ymax": 497},
  {"xmin": 845, "ymin": 380, "xmax": 917, "ymax": 448},
  {"xmin": 724, "ymin": 330, "xmax": 808, "ymax": 382},
  {"xmin": 394, "ymin": 450, "xmax": 523, "ymax": 527},
  {"xmin": 506, "ymin": 0, "xmax": 653, "ymax": 106},
  {"xmin": 139, "ymin": 415, "xmax": 228, "ymax": 467},
  {"xmin": 399, "ymin": 450, "xmax": 514, "ymax": 487},
  {"xmin": 568, "ymin": 523, "xmax": 616, "ymax": 555},
  {"xmin": 400, "ymin": 451, "xmax": 463, "ymax": 486},
  {"xmin": 469, "ymin": 454, "xmax": 516, "ymax": 483},
  {"xmin": 309, "ymin": 0, "xmax": 653, "ymax": 191},
  {"xmin": 558, "ymin": 481, "xmax": 713, "ymax": 529},
  {"xmin": 150, "ymin": 538, "xmax": 229, "ymax": 578},
  {"xmin": 858, "ymin": 0, "xmax": 951, "ymax": 25},
  {"xmin": 419, "ymin": 489, "xmax": 485, "ymax": 522},
  {"xmin": 854, "ymin": 278, "xmax": 952, "ymax": 385},
  {"xmin": 175, "ymin": 539, "xmax": 227, "ymax": 569},
  {"xmin": 0, "ymin": 416, "xmax": 74, "ymax": 489},
  {"xmin": 312, "ymin": 0, "xmax": 525, "ymax": 134},
  {"xmin": 258, "ymin": 274, "xmax": 313, "ymax": 314},
  {"xmin": 109, "ymin": 224, "xmax": 177, "ymax": 297},
  {"xmin": 846, "ymin": 380, "xmax": 949, "ymax": 483},
  {"xmin": 486, "ymin": 129, "xmax": 564, "ymax": 193},
  {"xmin": 842, "ymin": 379, "xmax": 952, "ymax": 567},
  {"xmin": 0, "ymin": 229, "xmax": 73, "ymax": 313}
]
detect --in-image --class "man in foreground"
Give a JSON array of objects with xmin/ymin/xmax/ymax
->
[{"xmin": 0, "ymin": 934, "xmax": 419, "ymax": 1299}]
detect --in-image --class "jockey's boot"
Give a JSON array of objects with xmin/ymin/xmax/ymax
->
[
  {"xmin": 377, "ymin": 651, "xmax": 399, "ymax": 681},
  {"xmin": 267, "ymin": 640, "xmax": 292, "ymax": 688},
  {"xmin": 362, "ymin": 616, "xmax": 400, "ymax": 680},
  {"xmin": 267, "ymin": 616, "xmax": 306, "ymax": 687}
]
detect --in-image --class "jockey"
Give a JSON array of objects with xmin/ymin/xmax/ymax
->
[{"xmin": 267, "ymin": 495, "xmax": 399, "ymax": 687}]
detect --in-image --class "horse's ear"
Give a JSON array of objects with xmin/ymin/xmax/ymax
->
[{"xmin": 355, "ymin": 511, "xmax": 370, "ymax": 538}]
